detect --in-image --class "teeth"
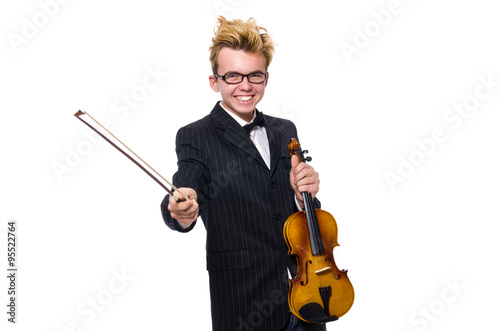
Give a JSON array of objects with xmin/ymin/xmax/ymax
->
[{"xmin": 236, "ymin": 96, "xmax": 252, "ymax": 101}]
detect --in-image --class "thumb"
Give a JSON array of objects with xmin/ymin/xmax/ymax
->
[{"xmin": 291, "ymin": 154, "xmax": 299, "ymax": 173}]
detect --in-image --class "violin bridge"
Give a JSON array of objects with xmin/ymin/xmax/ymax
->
[{"xmin": 314, "ymin": 266, "xmax": 332, "ymax": 275}]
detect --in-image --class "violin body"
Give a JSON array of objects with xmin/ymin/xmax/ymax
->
[
  {"xmin": 284, "ymin": 138, "xmax": 354, "ymax": 323},
  {"xmin": 284, "ymin": 209, "xmax": 354, "ymax": 323}
]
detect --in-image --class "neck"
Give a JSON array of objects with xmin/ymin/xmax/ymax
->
[{"xmin": 219, "ymin": 102, "xmax": 256, "ymax": 124}]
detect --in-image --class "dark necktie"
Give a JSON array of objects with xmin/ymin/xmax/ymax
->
[{"xmin": 243, "ymin": 110, "xmax": 265, "ymax": 134}]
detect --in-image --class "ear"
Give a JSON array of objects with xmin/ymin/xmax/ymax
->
[
  {"xmin": 264, "ymin": 71, "xmax": 269, "ymax": 87},
  {"xmin": 209, "ymin": 75, "xmax": 219, "ymax": 92}
]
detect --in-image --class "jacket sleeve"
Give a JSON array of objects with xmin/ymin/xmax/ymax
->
[{"xmin": 160, "ymin": 124, "xmax": 210, "ymax": 233}]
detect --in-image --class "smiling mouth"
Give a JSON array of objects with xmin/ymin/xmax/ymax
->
[{"xmin": 235, "ymin": 96, "xmax": 253, "ymax": 102}]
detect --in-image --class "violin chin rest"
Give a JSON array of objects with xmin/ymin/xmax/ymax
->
[{"xmin": 298, "ymin": 303, "xmax": 339, "ymax": 323}]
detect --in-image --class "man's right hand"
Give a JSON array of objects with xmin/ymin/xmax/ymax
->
[{"xmin": 167, "ymin": 187, "xmax": 199, "ymax": 228}]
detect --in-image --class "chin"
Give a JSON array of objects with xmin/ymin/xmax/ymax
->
[{"xmin": 228, "ymin": 102, "xmax": 254, "ymax": 113}]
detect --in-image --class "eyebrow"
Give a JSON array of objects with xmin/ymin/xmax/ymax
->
[{"xmin": 224, "ymin": 70, "xmax": 266, "ymax": 75}]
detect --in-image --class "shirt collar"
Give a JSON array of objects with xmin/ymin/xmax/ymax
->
[{"xmin": 219, "ymin": 101, "xmax": 256, "ymax": 127}]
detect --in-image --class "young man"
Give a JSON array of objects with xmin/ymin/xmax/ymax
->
[{"xmin": 161, "ymin": 16, "xmax": 324, "ymax": 330}]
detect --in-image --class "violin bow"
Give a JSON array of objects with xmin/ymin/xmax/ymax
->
[{"xmin": 74, "ymin": 110, "xmax": 188, "ymax": 202}]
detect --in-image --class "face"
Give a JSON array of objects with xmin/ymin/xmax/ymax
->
[{"xmin": 209, "ymin": 47, "xmax": 269, "ymax": 122}]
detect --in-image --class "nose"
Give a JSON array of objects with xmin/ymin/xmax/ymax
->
[{"xmin": 238, "ymin": 76, "xmax": 253, "ymax": 90}]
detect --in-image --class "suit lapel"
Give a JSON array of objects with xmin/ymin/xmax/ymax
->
[
  {"xmin": 210, "ymin": 103, "xmax": 269, "ymax": 169},
  {"xmin": 265, "ymin": 115, "xmax": 283, "ymax": 176}
]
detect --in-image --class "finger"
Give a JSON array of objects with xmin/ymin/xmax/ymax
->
[
  {"xmin": 168, "ymin": 199, "xmax": 191, "ymax": 213},
  {"xmin": 180, "ymin": 202, "xmax": 199, "ymax": 221},
  {"xmin": 173, "ymin": 189, "xmax": 192, "ymax": 202},
  {"xmin": 169, "ymin": 187, "xmax": 197, "ymax": 205},
  {"xmin": 291, "ymin": 154, "xmax": 299, "ymax": 172},
  {"xmin": 186, "ymin": 200, "xmax": 199, "ymax": 215},
  {"xmin": 171, "ymin": 204, "xmax": 197, "ymax": 220},
  {"xmin": 291, "ymin": 157, "xmax": 308, "ymax": 186},
  {"xmin": 297, "ymin": 171, "xmax": 319, "ymax": 190},
  {"xmin": 293, "ymin": 164, "xmax": 312, "ymax": 183}
]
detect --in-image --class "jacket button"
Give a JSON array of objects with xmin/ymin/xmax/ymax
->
[
  {"xmin": 271, "ymin": 182, "xmax": 277, "ymax": 189},
  {"xmin": 275, "ymin": 214, "xmax": 281, "ymax": 221}
]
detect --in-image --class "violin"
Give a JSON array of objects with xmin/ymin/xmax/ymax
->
[{"xmin": 284, "ymin": 138, "xmax": 354, "ymax": 323}]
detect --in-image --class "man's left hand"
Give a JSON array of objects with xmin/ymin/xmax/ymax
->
[{"xmin": 289, "ymin": 154, "xmax": 320, "ymax": 209}]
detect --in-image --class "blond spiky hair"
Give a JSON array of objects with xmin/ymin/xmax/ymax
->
[{"xmin": 209, "ymin": 16, "xmax": 276, "ymax": 74}]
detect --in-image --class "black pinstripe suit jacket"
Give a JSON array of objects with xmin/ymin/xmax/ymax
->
[{"xmin": 161, "ymin": 102, "xmax": 319, "ymax": 330}]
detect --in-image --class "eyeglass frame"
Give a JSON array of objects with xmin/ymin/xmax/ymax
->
[{"xmin": 213, "ymin": 71, "xmax": 268, "ymax": 84}]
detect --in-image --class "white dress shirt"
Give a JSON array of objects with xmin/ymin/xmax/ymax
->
[{"xmin": 220, "ymin": 104, "xmax": 271, "ymax": 169}]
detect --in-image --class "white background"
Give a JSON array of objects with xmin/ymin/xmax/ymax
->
[{"xmin": 1, "ymin": 0, "xmax": 499, "ymax": 330}]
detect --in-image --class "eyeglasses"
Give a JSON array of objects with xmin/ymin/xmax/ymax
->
[{"xmin": 214, "ymin": 72, "xmax": 268, "ymax": 84}]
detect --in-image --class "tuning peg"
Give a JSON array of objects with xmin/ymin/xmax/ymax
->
[{"xmin": 301, "ymin": 150, "xmax": 312, "ymax": 162}]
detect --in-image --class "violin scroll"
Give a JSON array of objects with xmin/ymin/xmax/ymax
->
[{"xmin": 288, "ymin": 138, "xmax": 312, "ymax": 163}]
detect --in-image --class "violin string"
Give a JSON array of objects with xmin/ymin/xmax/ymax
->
[
  {"xmin": 294, "ymin": 149, "xmax": 325, "ymax": 254},
  {"xmin": 78, "ymin": 110, "xmax": 189, "ymax": 201},
  {"xmin": 310, "ymin": 195, "xmax": 324, "ymax": 254}
]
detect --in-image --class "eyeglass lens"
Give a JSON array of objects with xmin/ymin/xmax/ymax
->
[{"xmin": 223, "ymin": 73, "xmax": 266, "ymax": 84}]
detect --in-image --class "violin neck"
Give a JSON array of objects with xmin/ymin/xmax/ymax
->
[{"xmin": 302, "ymin": 192, "xmax": 325, "ymax": 256}]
